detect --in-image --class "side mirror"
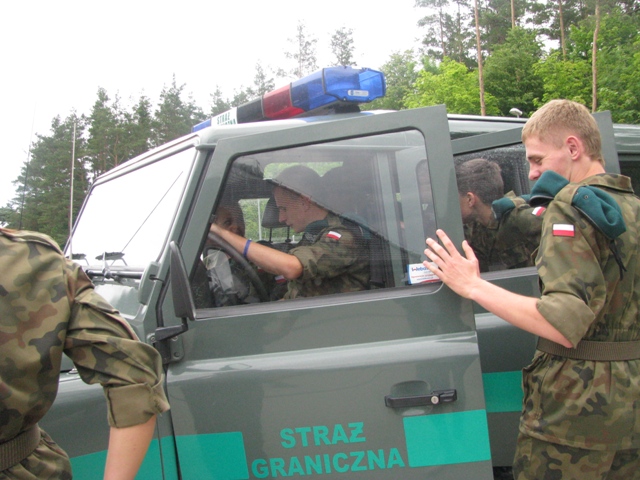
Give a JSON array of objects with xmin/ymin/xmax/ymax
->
[{"xmin": 154, "ymin": 241, "xmax": 195, "ymax": 344}]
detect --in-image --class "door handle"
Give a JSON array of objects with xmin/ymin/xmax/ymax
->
[{"xmin": 384, "ymin": 389, "xmax": 457, "ymax": 408}]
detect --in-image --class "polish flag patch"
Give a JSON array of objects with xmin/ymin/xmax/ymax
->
[
  {"xmin": 532, "ymin": 206, "xmax": 546, "ymax": 216},
  {"xmin": 553, "ymin": 224, "xmax": 575, "ymax": 237},
  {"xmin": 274, "ymin": 275, "xmax": 286, "ymax": 284},
  {"xmin": 326, "ymin": 231, "xmax": 342, "ymax": 240}
]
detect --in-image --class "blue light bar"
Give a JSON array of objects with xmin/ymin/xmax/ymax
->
[
  {"xmin": 291, "ymin": 67, "xmax": 386, "ymax": 111},
  {"xmin": 192, "ymin": 66, "xmax": 386, "ymax": 131}
]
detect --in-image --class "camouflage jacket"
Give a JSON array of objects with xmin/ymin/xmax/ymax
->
[
  {"xmin": 520, "ymin": 174, "xmax": 640, "ymax": 450},
  {"xmin": 467, "ymin": 192, "xmax": 545, "ymax": 272},
  {"xmin": 285, "ymin": 213, "xmax": 370, "ymax": 299},
  {"xmin": 0, "ymin": 229, "xmax": 169, "ymax": 474}
]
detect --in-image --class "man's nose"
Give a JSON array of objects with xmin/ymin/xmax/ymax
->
[{"xmin": 528, "ymin": 167, "xmax": 539, "ymax": 181}]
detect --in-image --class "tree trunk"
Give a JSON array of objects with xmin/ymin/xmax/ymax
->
[
  {"xmin": 592, "ymin": 0, "xmax": 600, "ymax": 112},
  {"xmin": 475, "ymin": 0, "xmax": 486, "ymax": 116},
  {"xmin": 559, "ymin": 0, "xmax": 567, "ymax": 61}
]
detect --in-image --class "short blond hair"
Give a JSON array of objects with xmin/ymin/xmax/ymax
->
[{"xmin": 522, "ymin": 99, "xmax": 604, "ymax": 164}]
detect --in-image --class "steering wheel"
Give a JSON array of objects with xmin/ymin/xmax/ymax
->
[{"xmin": 206, "ymin": 232, "xmax": 270, "ymax": 303}]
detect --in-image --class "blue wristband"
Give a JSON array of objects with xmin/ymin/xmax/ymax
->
[{"xmin": 243, "ymin": 239, "xmax": 251, "ymax": 258}]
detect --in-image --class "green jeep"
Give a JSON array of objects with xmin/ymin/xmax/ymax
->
[{"xmin": 42, "ymin": 67, "xmax": 640, "ymax": 479}]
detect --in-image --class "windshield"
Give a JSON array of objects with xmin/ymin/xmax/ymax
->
[{"xmin": 67, "ymin": 146, "xmax": 195, "ymax": 270}]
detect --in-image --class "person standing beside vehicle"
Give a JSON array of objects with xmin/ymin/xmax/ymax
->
[
  {"xmin": 456, "ymin": 158, "xmax": 544, "ymax": 272},
  {"xmin": 423, "ymin": 99, "xmax": 640, "ymax": 479},
  {"xmin": 0, "ymin": 228, "xmax": 170, "ymax": 479}
]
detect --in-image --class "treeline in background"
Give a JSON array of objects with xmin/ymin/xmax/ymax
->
[{"xmin": 2, "ymin": 0, "xmax": 638, "ymax": 247}]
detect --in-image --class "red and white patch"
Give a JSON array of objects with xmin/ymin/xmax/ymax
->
[
  {"xmin": 326, "ymin": 231, "xmax": 342, "ymax": 240},
  {"xmin": 532, "ymin": 206, "xmax": 546, "ymax": 216},
  {"xmin": 552, "ymin": 224, "xmax": 575, "ymax": 237},
  {"xmin": 274, "ymin": 275, "xmax": 286, "ymax": 284}
]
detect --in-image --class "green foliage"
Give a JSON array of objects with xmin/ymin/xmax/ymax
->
[
  {"xmin": 123, "ymin": 96, "xmax": 154, "ymax": 160},
  {"xmin": 284, "ymin": 21, "xmax": 318, "ymax": 78},
  {"xmin": 483, "ymin": 27, "xmax": 544, "ymax": 116},
  {"xmin": 152, "ymin": 75, "xmax": 204, "ymax": 147},
  {"xmin": 598, "ymin": 37, "xmax": 640, "ymax": 123},
  {"xmin": 330, "ymin": 27, "xmax": 356, "ymax": 66},
  {"xmin": 6, "ymin": 114, "xmax": 88, "ymax": 247},
  {"xmin": 532, "ymin": 51, "xmax": 592, "ymax": 107},
  {"xmin": 363, "ymin": 50, "xmax": 419, "ymax": 111},
  {"xmin": 533, "ymin": 6, "xmax": 640, "ymax": 122},
  {"xmin": 210, "ymin": 87, "xmax": 232, "ymax": 116},
  {"xmin": 406, "ymin": 58, "xmax": 500, "ymax": 115},
  {"xmin": 416, "ymin": 0, "xmax": 477, "ymax": 68},
  {"xmin": 86, "ymin": 88, "xmax": 119, "ymax": 177},
  {"xmin": 248, "ymin": 63, "xmax": 275, "ymax": 98}
]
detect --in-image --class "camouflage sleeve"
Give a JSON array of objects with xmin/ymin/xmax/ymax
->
[
  {"xmin": 63, "ymin": 259, "xmax": 170, "ymax": 428},
  {"xmin": 509, "ymin": 204, "xmax": 545, "ymax": 238},
  {"xmin": 535, "ymin": 199, "xmax": 607, "ymax": 346},
  {"xmin": 290, "ymin": 227, "xmax": 362, "ymax": 281}
]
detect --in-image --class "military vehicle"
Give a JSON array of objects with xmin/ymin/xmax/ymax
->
[{"xmin": 42, "ymin": 66, "xmax": 640, "ymax": 479}]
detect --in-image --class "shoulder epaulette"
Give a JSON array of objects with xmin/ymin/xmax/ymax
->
[
  {"xmin": 492, "ymin": 192, "xmax": 532, "ymax": 221},
  {"xmin": 529, "ymin": 170, "xmax": 569, "ymax": 206},
  {"xmin": 529, "ymin": 171, "xmax": 625, "ymax": 240}
]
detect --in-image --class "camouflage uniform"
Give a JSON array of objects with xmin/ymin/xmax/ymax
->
[
  {"xmin": 466, "ymin": 192, "xmax": 545, "ymax": 272},
  {"xmin": 284, "ymin": 213, "xmax": 370, "ymax": 299},
  {"xmin": 0, "ymin": 229, "xmax": 170, "ymax": 479},
  {"xmin": 514, "ymin": 174, "xmax": 640, "ymax": 479}
]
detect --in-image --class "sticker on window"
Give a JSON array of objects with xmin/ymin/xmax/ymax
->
[{"xmin": 407, "ymin": 263, "xmax": 440, "ymax": 285}]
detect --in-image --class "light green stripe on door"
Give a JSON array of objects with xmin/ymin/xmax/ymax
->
[
  {"xmin": 482, "ymin": 371, "xmax": 523, "ymax": 413},
  {"xmin": 403, "ymin": 409, "xmax": 491, "ymax": 467}
]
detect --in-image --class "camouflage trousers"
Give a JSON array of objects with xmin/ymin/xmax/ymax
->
[
  {"xmin": 513, "ymin": 433, "xmax": 640, "ymax": 480},
  {"xmin": 1, "ymin": 429, "xmax": 72, "ymax": 480}
]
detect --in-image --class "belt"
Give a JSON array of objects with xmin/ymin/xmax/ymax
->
[
  {"xmin": 537, "ymin": 337, "xmax": 640, "ymax": 361},
  {"xmin": 0, "ymin": 424, "xmax": 41, "ymax": 472}
]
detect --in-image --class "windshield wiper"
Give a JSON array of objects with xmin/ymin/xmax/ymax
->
[{"xmin": 96, "ymin": 251, "xmax": 127, "ymax": 279}]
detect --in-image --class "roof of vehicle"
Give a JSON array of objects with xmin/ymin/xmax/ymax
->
[{"xmin": 93, "ymin": 107, "xmax": 640, "ymax": 188}]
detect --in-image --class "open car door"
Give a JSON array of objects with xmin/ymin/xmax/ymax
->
[{"xmin": 161, "ymin": 105, "xmax": 495, "ymax": 479}]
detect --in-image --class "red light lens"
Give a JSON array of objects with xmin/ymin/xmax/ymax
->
[{"xmin": 263, "ymin": 85, "xmax": 304, "ymax": 119}]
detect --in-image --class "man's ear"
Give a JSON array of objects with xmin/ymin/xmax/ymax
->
[
  {"xmin": 467, "ymin": 192, "xmax": 479, "ymax": 207},
  {"xmin": 566, "ymin": 135, "xmax": 583, "ymax": 161}
]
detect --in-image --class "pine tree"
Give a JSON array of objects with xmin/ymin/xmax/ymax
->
[
  {"xmin": 7, "ymin": 114, "xmax": 88, "ymax": 246},
  {"xmin": 284, "ymin": 21, "xmax": 318, "ymax": 78},
  {"xmin": 330, "ymin": 27, "xmax": 356, "ymax": 66},
  {"xmin": 152, "ymin": 75, "xmax": 204, "ymax": 146}
]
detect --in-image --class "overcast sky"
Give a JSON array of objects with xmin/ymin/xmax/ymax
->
[{"xmin": 1, "ymin": 0, "xmax": 425, "ymax": 210}]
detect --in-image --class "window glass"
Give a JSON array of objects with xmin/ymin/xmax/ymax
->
[
  {"xmin": 454, "ymin": 144, "xmax": 542, "ymax": 272},
  {"xmin": 68, "ymin": 147, "xmax": 195, "ymax": 270},
  {"xmin": 198, "ymin": 130, "xmax": 439, "ymax": 308}
]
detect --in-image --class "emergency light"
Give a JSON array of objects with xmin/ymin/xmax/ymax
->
[{"xmin": 192, "ymin": 66, "xmax": 385, "ymax": 131}]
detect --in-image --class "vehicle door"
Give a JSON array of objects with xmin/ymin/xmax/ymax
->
[
  {"xmin": 160, "ymin": 105, "xmax": 494, "ymax": 479},
  {"xmin": 449, "ymin": 111, "xmax": 621, "ymax": 468}
]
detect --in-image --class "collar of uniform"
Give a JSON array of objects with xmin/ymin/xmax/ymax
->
[
  {"xmin": 581, "ymin": 173, "xmax": 634, "ymax": 195},
  {"xmin": 301, "ymin": 215, "xmax": 332, "ymax": 243}
]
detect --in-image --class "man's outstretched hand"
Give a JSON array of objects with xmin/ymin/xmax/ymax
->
[{"xmin": 423, "ymin": 229, "xmax": 481, "ymax": 300}]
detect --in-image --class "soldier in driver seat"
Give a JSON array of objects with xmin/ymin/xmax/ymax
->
[{"xmin": 209, "ymin": 165, "xmax": 370, "ymax": 299}]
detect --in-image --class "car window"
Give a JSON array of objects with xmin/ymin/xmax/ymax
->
[
  {"xmin": 194, "ymin": 130, "xmax": 440, "ymax": 309},
  {"xmin": 454, "ymin": 144, "xmax": 542, "ymax": 272}
]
